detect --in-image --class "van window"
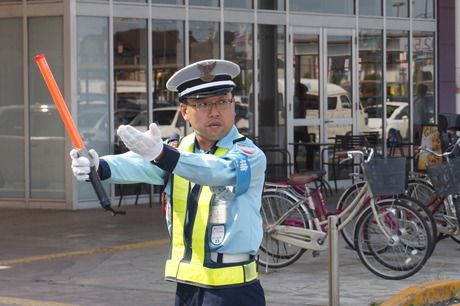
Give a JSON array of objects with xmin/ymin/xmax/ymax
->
[
  {"xmin": 328, "ymin": 97, "xmax": 337, "ymax": 110},
  {"xmin": 341, "ymin": 95, "xmax": 352, "ymax": 109},
  {"xmin": 305, "ymin": 94, "xmax": 319, "ymax": 110},
  {"xmin": 154, "ymin": 110, "xmax": 176, "ymax": 125}
]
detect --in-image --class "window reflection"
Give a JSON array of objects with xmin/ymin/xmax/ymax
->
[
  {"xmin": 0, "ymin": 18, "xmax": 24, "ymax": 198},
  {"xmin": 258, "ymin": 25, "xmax": 286, "ymax": 180},
  {"xmin": 224, "ymin": 22, "xmax": 253, "ymax": 137},
  {"xmin": 412, "ymin": 0, "xmax": 434, "ymax": 18},
  {"xmin": 189, "ymin": 0, "xmax": 218, "ymax": 6},
  {"xmin": 358, "ymin": 0, "xmax": 381, "ymax": 16},
  {"xmin": 152, "ymin": 20, "xmax": 184, "ymax": 107},
  {"xmin": 152, "ymin": 0, "xmax": 183, "ymax": 3},
  {"xmin": 113, "ymin": 0, "xmax": 147, "ymax": 2},
  {"xmin": 386, "ymin": 31, "xmax": 409, "ymax": 142},
  {"xmin": 327, "ymin": 35, "xmax": 353, "ymax": 139},
  {"xmin": 28, "ymin": 16, "xmax": 65, "ymax": 199},
  {"xmin": 292, "ymin": 33, "xmax": 320, "ymax": 172},
  {"xmin": 113, "ymin": 18, "xmax": 148, "ymax": 198},
  {"xmin": 77, "ymin": 17, "xmax": 110, "ymax": 200},
  {"xmin": 258, "ymin": 0, "xmax": 284, "ymax": 10},
  {"xmin": 225, "ymin": 0, "xmax": 252, "ymax": 8},
  {"xmin": 386, "ymin": 0, "xmax": 408, "ymax": 17},
  {"xmin": 189, "ymin": 21, "xmax": 219, "ymax": 63},
  {"xmin": 290, "ymin": 0, "xmax": 353, "ymax": 14},
  {"xmin": 151, "ymin": 20, "xmax": 185, "ymax": 139},
  {"xmin": 113, "ymin": 18, "xmax": 148, "ymax": 149},
  {"xmin": 359, "ymin": 30, "xmax": 383, "ymax": 146},
  {"xmin": 412, "ymin": 32, "xmax": 435, "ymax": 145}
]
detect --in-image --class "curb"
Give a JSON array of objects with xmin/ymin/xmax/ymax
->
[{"xmin": 380, "ymin": 279, "xmax": 460, "ymax": 306}]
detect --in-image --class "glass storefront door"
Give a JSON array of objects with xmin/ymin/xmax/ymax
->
[{"xmin": 290, "ymin": 27, "xmax": 356, "ymax": 176}]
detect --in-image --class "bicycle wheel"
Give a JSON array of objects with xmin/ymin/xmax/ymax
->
[
  {"xmin": 354, "ymin": 199, "xmax": 433, "ymax": 280},
  {"xmin": 258, "ymin": 191, "xmax": 309, "ymax": 268},
  {"xmin": 396, "ymin": 195, "xmax": 437, "ymax": 256},
  {"xmin": 336, "ymin": 181, "xmax": 366, "ymax": 250}
]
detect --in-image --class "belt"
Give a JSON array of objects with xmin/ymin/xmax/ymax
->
[{"xmin": 210, "ymin": 252, "xmax": 251, "ymax": 264}]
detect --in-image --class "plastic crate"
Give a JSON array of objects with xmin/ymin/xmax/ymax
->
[{"xmin": 364, "ymin": 157, "xmax": 407, "ymax": 196}]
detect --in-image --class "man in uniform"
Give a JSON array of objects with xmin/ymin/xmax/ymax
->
[{"xmin": 70, "ymin": 59, "xmax": 267, "ymax": 306}]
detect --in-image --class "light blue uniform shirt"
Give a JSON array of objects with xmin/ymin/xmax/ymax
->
[{"xmin": 101, "ymin": 126, "xmax": 266, "ymax": 255}]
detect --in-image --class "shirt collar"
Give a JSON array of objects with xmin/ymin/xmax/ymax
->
[
  {"xmin": 215, "ymin": 126, "xmax": 239, "ymax": 149},
  {"xmin": 185, "ymin": 125, "xmax": 238, "ymax": 152}
]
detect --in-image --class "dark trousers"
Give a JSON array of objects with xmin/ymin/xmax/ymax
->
[{"xmin": 175, "ymin": 280, "xmax": 266, "ymax": 306}]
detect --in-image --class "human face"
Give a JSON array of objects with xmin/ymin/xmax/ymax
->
[{"xmin": 180, "ymin": 93, "xmax": 235, "ymax": 147}]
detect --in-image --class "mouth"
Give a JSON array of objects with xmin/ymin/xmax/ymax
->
[{"xmin": 207, "ymin": 121, "xmax": 222, "ymax": 128}]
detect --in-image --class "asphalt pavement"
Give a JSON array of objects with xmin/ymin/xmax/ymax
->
[{"xmin": 0, "ymin": 203, "xmax": 459, "ymax": 306}]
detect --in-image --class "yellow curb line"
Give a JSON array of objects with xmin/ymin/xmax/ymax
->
[
  {"xmin": 0, "ymin": 296, "xmax": 81, "ymax": 306},
  {"xmin": 380, "ymin": 279, "xmax": 460, "ymax": 306},
  {"xmin": 0, "ymin": 238, "xmax": 169, "ymax": 267}
]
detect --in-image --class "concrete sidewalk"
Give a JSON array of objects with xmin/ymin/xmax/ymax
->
[{"xmin": 0, "ymin": 204, "xmax": 459, "ymax": 306}]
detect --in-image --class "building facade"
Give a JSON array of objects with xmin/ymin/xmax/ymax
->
[{"xmin": 0, "ymin": 0, "xmax": 445, "ymax": 209}]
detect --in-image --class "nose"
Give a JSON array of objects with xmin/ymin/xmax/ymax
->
[{"xmin": 207, "ymin": 103, "xmax": 221, "ymax": 116}]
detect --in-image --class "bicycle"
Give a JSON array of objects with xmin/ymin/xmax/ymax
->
[
  {"xmin": 408, "ymin": 138, "xmax": 460, "ymax": 241},
  {"xmin": 258, "ymin": 148, "xmax": 434, "ymax": 280},
  {"xmin": 336, "ymin": 169, "xmax": 437, "ymax": 253}
]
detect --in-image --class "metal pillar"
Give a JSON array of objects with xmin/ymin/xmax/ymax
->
[{"xmin": 328, "ymin": 215, "xmax": 340, "ymax": 306}]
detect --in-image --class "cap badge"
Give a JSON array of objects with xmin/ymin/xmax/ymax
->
[{"xmin": 197, "ymin": 61, "xmax": 217, "ymax": 82}]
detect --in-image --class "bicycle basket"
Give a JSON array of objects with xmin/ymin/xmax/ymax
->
[
  {"xmin": 426, "ymin": 157, "xmax": 460, "ymax": 196},
  {"xmin": 363, "ymin": 157, "xmax": 407, "ymax": 196}
]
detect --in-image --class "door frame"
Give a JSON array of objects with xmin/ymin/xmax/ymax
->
[{"xmin": 287, "ymin": 26, "xmax": 359, "ymax": 179}]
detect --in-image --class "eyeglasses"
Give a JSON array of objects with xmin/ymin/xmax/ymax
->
[{"xmin": 186, "ymin": 99, "xmax": 234, "ymax": 112}]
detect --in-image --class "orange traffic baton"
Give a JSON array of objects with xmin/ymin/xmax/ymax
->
[{"xmin": 35, "ymin": 54, "xmax": 124, "ymax": 215}]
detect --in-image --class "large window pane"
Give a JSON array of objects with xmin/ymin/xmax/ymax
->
[
  {"xmin": 189, "ymin": 21, "xmax": 219, "ymax": 63},
  {"xmin": 327, "ymin": 35, "xmax": 353, "ymax": 140},
  {"xmin": 290, "ymin": 0, "xmax": 354, "ymax": 14},
  {"xmin": 224, "ymin": 23, "xmax": 253, "ymax": 137},
  {"xmin": 258, "ymin": 0, "xmax": 284, "ymax": 10},
  {"xmin": 152, "ymin": 0, "xmax": 183, "ymax": 3},
  {"xmin": 258, "ymin": 25, "xmax": 286, "ymax": 180},
  {"xmin": 359, "ymin": 29, "xmax": 383, "ymax": 146},
  {"xmin": 413, "ymin": 32, "xmax": 435, "ymax": 144},
  {"xmin": 113, "ymin": 0, "xmax": 147, "ymax": 3},
  {"xmin": 28, "ymin": 16, "xmax": 64, "ymax": 199},
  {"xmin": 0, "ymin": 18, "xmax": 24, "ymax": 198},
  {"xmin": 292, "ymin": 33, "xmax": 320, "ymax": 171},
  {"xmin": 386, "ymin": 0, "xmax": 408, "ymax": 17},
  {"xmin": 225, "ymin": 0, "xmax": 251, "ymax": 9},
  {"xmin": 412, "ymin": 0, "xmax": 434, "ymax": 18},
  {"xmin": 114, "ymin": 18, "xmax": 148, "ymax": 197},
  {"xmin": 77, "ymin": 17, "xmax": 110, "ymax": 200},
  {"xmin": 359, "ymin": 0, "xmax": 381, "ymax": 16},
  {"xmin": 189, "ymin": 0, "xmax": 218, "ymax": 6},
  {"xmin": 113, "ymin": 18, "xmax": 148, "ymax": 137},
  {"xmin": 151, "ymin": 20, "xmax": 185, "ymax": 138},
  {"xmin": 386, "ymin": 31, "xmax": 409, "ymax": 142},
  {"xmin": 152, "ymin": 20, "xmax": 184, "ymax": 107}
]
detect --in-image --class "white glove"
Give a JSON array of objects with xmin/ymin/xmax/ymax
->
[
  {"xmin": 117, "ymin": 123, "xmax": 164, "ymax": 161},
  {"xmin": 70, "ymin": 149, "xmax": 99, "ymax": 182}
]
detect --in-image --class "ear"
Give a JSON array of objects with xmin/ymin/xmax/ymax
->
[{"xmin": 179, "ymin": 103, "xmax": 189, "ymax": 121}]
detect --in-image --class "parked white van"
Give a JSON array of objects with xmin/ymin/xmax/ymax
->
[
  {"xmin": 294, "ymin": 78, "xmax": 367, "ymax": 132},
  {"xmin": 129, "ymin": 106, "xmax": 186, "ymax": 139}
]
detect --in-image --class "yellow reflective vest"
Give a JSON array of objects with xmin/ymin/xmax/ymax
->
[{"xmin": 164, "ymin": 133, "xmax": 258, "ymax": 287}]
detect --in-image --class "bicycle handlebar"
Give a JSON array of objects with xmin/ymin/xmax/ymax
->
[
  {"xmin": 417, "ymin": 138, "xmax": 460, "ymax": 159},
  {"xmin": 339, "ymin": 147, "xmax": 374, "ymax": 165}
]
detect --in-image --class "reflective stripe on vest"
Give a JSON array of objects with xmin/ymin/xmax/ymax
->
[{"xmin": 165, "ymin": 133, "xmax": 258, "ymax": 287}]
